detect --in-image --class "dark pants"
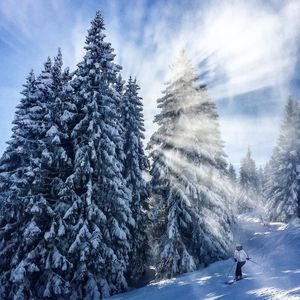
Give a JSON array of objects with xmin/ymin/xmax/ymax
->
[{"xmin": 235, "ymin": 261, "xmax": 246, "ymax": 277}]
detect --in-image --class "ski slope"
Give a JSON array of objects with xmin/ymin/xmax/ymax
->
[{"xmin": 112, "ymin": 213, "xmax": 300, "ymax": 300}]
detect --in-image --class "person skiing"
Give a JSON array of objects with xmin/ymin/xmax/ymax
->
[{"xmin": 234, "ymin": 244, "xmax": 249, "ymax": 280}]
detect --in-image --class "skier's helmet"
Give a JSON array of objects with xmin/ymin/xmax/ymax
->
[{"xmin": 236, "ymin": 244, "xmax": 243, "ymax": 250}]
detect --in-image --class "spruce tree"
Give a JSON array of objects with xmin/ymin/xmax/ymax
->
[
  {"xmin": 0, "ymin": 70, "xmax": 38, "ymax": 222},
  {"xmin": 228, "ymin": 163, "xmax": 237, "ymax": 183},
  {"xmin": 64, "ymin": 11, "xmax": 133, "ymax": 298},
  {"xmin": 121, "ymin": 78, "xmax": 149, "ymax": 285},
  {"xmin": 115, "ymin": 74, "xmax": 125, "ymax": 118},
  {"xmin": 0, "ymin": 52, "xmax": 75, "ymax": 299},
  {"xmin": 257, "ymin": 166, "xmax": 264, "ymax": 194},
  {"xmin": 238, "ymin": 148, "xmax": 260, "ymax": 211},
  {"xmin": 34, "ymin": 51, "xmax": 76, "ymax": 299},
  {"xmin": 264, "ymin": 98, "xmax": 300, "ymax": 222},
  {"xmin": 0, "ymin": 71, "xmax": 41, "ymax": 299},
  {"xmin": 147, "ymin": 51, "xmax": 233, "ymax": 279},
  {"xmin": 239, "ymin": 148, "xmax": 258, "ymax": 193}
]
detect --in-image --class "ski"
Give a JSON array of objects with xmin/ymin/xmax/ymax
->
[
  {"xmin": 225, "ymin": 276, "xmax": 236, "ymax": 285},
  {"xmin": 225, "ymin": 275, "xmax": 247, "ymax": 285}
]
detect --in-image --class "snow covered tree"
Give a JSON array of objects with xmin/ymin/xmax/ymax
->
[
  {"xmin": 0, "ymin": 71, "xmax": 41, "ymax": 300},
  {"xmin": 0, "ymin": 67, "xmax": 51, "ymax": 299},
  {"xmin": 228, "ymin": 163, "xmax": 237, "ymax": 183},
  {"xmin": 0, "ymin": 70, "xmax": 38, "ymax": 222},
  {"xmin": 64, "ymin": 11, "xmax": 133, "ymax": 298},
  {"xmin": 121, "ymin": 78, "xmax": 149, "ymax": 285},
  {"xmin": 239, "ymin": 148, "xmax": 259, "ymax": 193},
  {"xmin": 29, "ymin": 51, "xmax": 77, "ymax": 299},
  {"xmin": 147, "ymin": 51, "xmax": 233, "ymax": 279},
  {"xmin": 0, "ymin": 51, "xmax": 76, "ymax": 299},
  {"xmin": 264, "ymin": 98, "xmax": 300, "ymax": 222},
  {"xmin": 237, "ymin": 148, "xmax": 260, "ymax": 211},
  {"xmin": 262, "ymin": 162, "xmax": 272, "ymax": 195},
  {"xmin": 115, "ymin": 74, "xmax": 125, "ymax": 118},
  {"xmin": 257, "ymin": 166, "xmax": 265, "ymax": 194}
]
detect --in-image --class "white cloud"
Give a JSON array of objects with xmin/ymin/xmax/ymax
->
[
  {"xmin": 95, "ymin": 0, "xmax": 299, "ymax": 165},
  {"xmin": 0, "ymin": 0, "xmax": 299, "ymax": 165}
]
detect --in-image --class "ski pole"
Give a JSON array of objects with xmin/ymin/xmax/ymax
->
[
  {"xmin": 249, "ymin": 259, "xmax": 260, "ymax": 266},
  {"xmin": 226, "ymin": 262, "xmax": 236, "ymax": 277}
]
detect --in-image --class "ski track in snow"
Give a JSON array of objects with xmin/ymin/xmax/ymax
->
[{"xmin": 112, "ymin": 213, "xmax": 300, "ymax": 300}]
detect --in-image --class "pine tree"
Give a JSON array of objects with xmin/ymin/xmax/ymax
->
[
  {"xmin": 228, "ymin": 163, "xmax": 237, "ymax": 183},
  {"xmin": 0, "ymin": 50, "xmax": 78, "ymax": 299},
  {"xmin": 238, "ymin": 148, "xmax": 260, "ymax": 211},
  {"xmin": 257, "ymin": 166, "xmax": 264, "ymax": 194},
  {"xmin": 147, "ymin": 51, "xmax": 233, "ymax": 279},
  {"xmin": 239, "ymin": 148, "xmax": 258, "ymax": 193},
  {"xmin": 121, "ymin": 78, "xmax": 149, "ymax": 285},
  {"xmin": 0, "ymin": 70, "xmax": 41, "ymax": 298},
  {"xmin": 33, "ymin": 51, "xmax": 76, "ymax": 299},
  {"xmin": 115, "ymin": 74, "xmax": 125, "ymax": 118},
  {"xmin": 64, "ymin": 11, "xmax": 133, "ymax": 298},
  {"xmin": 264, "ymin": 98, "xmax": 300, "ymax": 222},
  {"xmin": 0, "ymin": 70, "xmax": 38, "ymax": 222}
]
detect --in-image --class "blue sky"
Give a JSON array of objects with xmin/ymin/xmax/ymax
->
[{"xmin": 0, "ymin": 0, "xmax": 300, "ymax": 167}]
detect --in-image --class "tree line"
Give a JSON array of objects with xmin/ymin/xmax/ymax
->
[
  {"xmin": 228, "ymin": 99, "xmax": 300, "ymax": 223},
  {"xmin": 0, "ymin": 10, "xmax": 299, "ymax": 300}
]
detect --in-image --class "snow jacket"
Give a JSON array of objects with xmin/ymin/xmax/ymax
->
[{"xmin": 234, "ymin": 249, "xmax": 249, "ymax": 262}]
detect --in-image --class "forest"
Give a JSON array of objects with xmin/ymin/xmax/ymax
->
[{"xmin": 0, "ymin": 10, "xmax": 299, "ymax": 300}]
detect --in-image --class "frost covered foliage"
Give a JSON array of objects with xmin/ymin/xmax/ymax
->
[
  {"xmin": 228, "ymin": 164, "xmax": 237, "ymax": 184},
  {"xmin": 121, "ymin": 78, "xmax": 149, "ymax": 285},
  {"xmin": 239, "ymin": 148, "xmax": 259, "ymax": 193},
  {"xmin": 238, "ymin": 148, "xmax": 261, "ymax": 211},
  {"xmin": 264, "ymin": 98, "xmax": 300, "ymax": 222},
  {"xmin": 64, "ymin": 11, "xmax": 133, "ymax": 298},
  {"xmin": 147, "ymin": 51, "xmax": 233, "ymax": 280},
  {"xmin": 0, "ymin": 10, "xmax": 150, "ymax": 299},
  {"xmin": 0, "ymin": 51, "xmax": 75, "ymax": 299},
  {"xmin": 0, "ymin": 70, "xmax": 38, "ymax": 222}
]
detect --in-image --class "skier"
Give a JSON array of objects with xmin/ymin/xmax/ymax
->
[{"xmin": 234, "ymin": 244, "xmax": 249, "ymax": 280}]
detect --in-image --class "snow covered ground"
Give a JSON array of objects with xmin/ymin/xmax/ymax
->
[{"xmin": 112, "ymin": 213, "xmax": 300, "ymax": 300}]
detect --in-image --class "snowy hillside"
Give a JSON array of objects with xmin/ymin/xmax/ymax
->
[
  {"xmin": 112, "ymin": 214, "xmax": 300, "ymax": 300},
  {"xmin": 1, "ymin": 5, "xmax": 300, "ymax": 299}
]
